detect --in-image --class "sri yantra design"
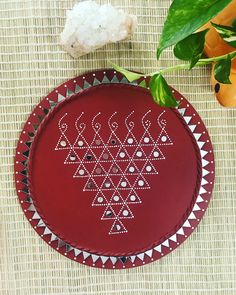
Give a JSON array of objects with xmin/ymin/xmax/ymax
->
[{"xmin": 55, "ymin": 110, "xmax": 173, "ymax": 235}]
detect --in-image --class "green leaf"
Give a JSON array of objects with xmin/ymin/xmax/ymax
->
[
  {"xmin": 149, "ymin": 74, "xmax": 179, "ymax": 107},
  {"xmin": 211, "ymin": 22, "xmax": 236, "ymax": 48},
  {"xmin": 174, "ymin": 29, "xmax": 209, "ymax": 68},
  {"xmin": 110, "ymin": 62, "xmax": 143, "ymax": 82},
  {"xmin": 214, "ymin": 55, "xmax": 232, "ymax": 84},
  {"xmin": 157, "ymin": 0, "xmax": 232, "ymax": 58},
  {"xmin": 139, "ymin": 80, "xmax": 147, "ymax": 88}
]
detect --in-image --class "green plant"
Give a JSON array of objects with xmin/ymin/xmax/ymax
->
[{"xmin": 112, "ymin": 0, "xmax": 236, "ymax": 107}]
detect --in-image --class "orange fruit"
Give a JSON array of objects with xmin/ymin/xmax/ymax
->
[
  {"xmin": 203, "ymin": 0, "xmax": 236, "ymax": 107},
  {"xmin": 211, "ymin": 65, "xmax": 236, "ymax": 107}
]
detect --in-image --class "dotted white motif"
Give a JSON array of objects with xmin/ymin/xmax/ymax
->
[
  {"xmin": 129, "ymin": 166, "xmax": 135, "ymax": 173},
  {"xmin": 77, "ymin": 140, "xmax": 84, "ymax": 147},
  {"xmin": 55, "ymin": 110, "xmax": 173, "ymax": 235},
  {"xmin": 127, "ymin": 138, "xmax": 134, "ymax": 144},
  {"xmin": 130, "ymin": 195, "xmax": 136, "ymax": 201},
  {"xmin": 60, "ymin": 140, "xmax": 67, "ymax": 147}
]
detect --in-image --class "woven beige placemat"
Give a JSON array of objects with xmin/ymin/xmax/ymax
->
[{"xmin": 0, "ymin": 0, "xmax": 236, "ymax": 294}]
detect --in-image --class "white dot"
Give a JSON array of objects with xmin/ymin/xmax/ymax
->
[
  {"xmin": 73, "ymin": 80, "xmax": 76, "ymax": 83},
  {"xmin": 123, "ymin": 210, "xmax": 129, "ymax": 216},
  {"xmin": 115, "ymin": 224, "xmax": 121, "ymax": 231},
  {"xmin": 64, "ymin": 84, "xmax": 67, "ymax": 88},
  {"xmin": 93, "ymin": 73, "xmax": 95, "ymax": 76},
  {"xmin": 106, "ymin": 210, "xmax": 112, "ymax": 217},
  {"xmin": 78, "ymin": 140, "xmax": 83, "ymax": 147},
  {"xmin": 136, "ymin": 151, "xmax": 142, "ymax": 157},
  {"xmin": 121, "ymin": 181, "xmax": 127, "ymax": 187},
  {"xmin": 130, "ymin": 195, "xmax": 136, "ymax": 201},
  {"xmin": 119, "ymin": 152, "xmax": 125, "ymax": 158},
  {"xmin": 161, "ymin": 136, "xmax": 167, "ymax": 142},
  {"xmin": 146, "ymin": 166, "xmax": 152, "ymax": 172},
  {"xmin": 70, "ymin": 155, "xmax": 76, "ymax": 161},
  {"xmin": 113, "ymin": 195, "xmax": 119, "ymax": 202},
  {"xmin": 153, "ymin": 151, "xmax": 159, "ymax": 158},
  {"xmin": 79, "ymin": 169, "xmax": 85, "ymax": 176},
  {"xmin": 129, "ymin": 166, "xmax": 135, "ymax": 173},
  {"xmin": 28, "ymin": 122, "xmax": 31, "ymax": 125},
  {"xmin": 105, "ymin": 182, "xmax": 111, "ymax": 188},
  {"xmin": 60, "ymin": 140, "xmax": 67, "ymax": 147},
  {"xmin": 98, "ymin": 197, "xmax": 103, "ymax": 203},
  {"xmin": 138, "ymin": 180, "xmax": 144, "ymax": 186},
  {"xmin": 127, "ymin": 138, "xmax": 133, "ymax": 144},
  {"xmin": 144, "ymin": 137, "xmax": 150, "ymax": 143}
]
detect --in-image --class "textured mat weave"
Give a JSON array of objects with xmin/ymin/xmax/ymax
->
[{"xmin": 0, "ymin": 1, "xmax": 236, "ymax": 294}]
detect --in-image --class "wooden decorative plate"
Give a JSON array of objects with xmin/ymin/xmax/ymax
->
[{"xmin": 15, "ymin": 69, "xmax": 215, "ymax": 269}]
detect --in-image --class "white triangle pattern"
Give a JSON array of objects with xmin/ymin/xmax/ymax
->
[{"xmin": 55, "ymin": 109, "xmax": 173, "ymax": 235}]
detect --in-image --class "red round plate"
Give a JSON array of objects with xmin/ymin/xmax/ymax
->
[{"xmin": 15, "ymin": 69, "xmax": 215, "ymax": 269}]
